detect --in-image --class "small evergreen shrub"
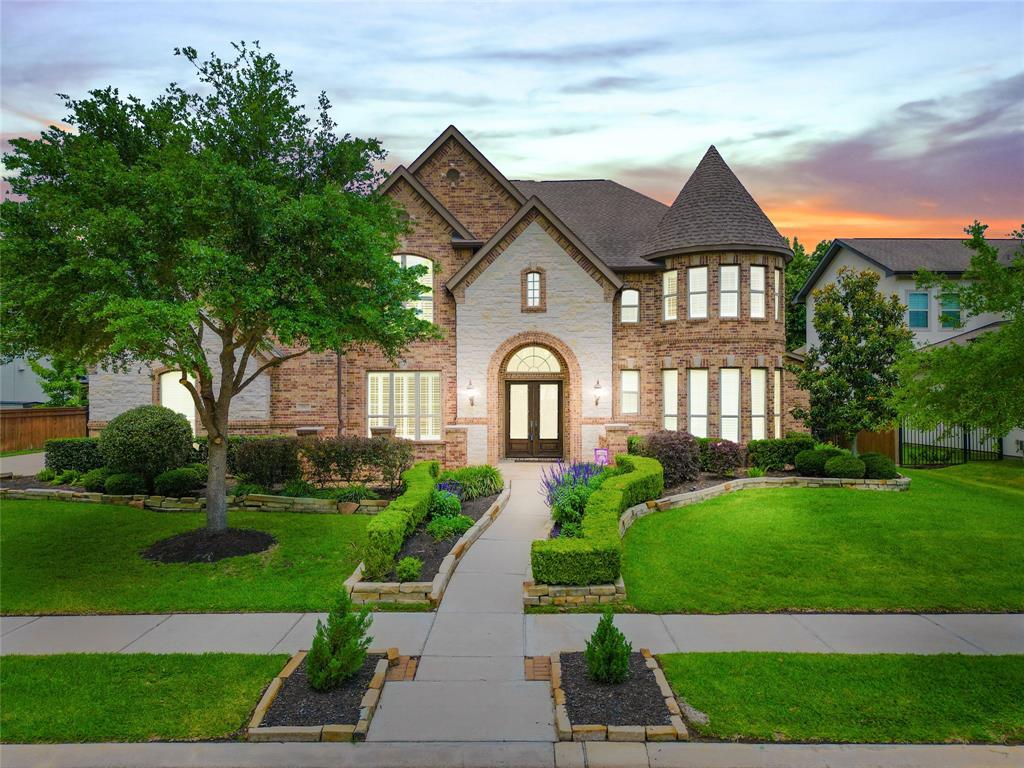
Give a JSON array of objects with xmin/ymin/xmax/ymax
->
[
  {"xmin": 551, "ymin": 481, "xmax": 592, "ymax": 526},
  {"xmin": 825, "ymin": 455, "xmax": 867, "ymax": 479},
  {"xmin": 395, "ymin": 556, "xmax": 423, "ymax": 582},
  {"xmin": 235, "ymin": 437, "xmax": 301, "ymax": 489},
  {"xmin": 153, "ymin": 467, "xmax": 202, "ymax": 497},
  {"xmin": 644, "ymin": 430, "xmax": 700, "ymax": 486},
  {"xmin": 368, "ymin": 436, "xmax": 415, "ymax": 493},
  {"xmin": 585, "ymin": 608, "xmax": 632, "ymax": 684},
  {"xmin": 437, "ymin": 465, "xmax": 503, "ymax": 500},
  {"xmin": 230, "ymin": 482, "xmax": 265, "ymax": 497},
  {"xmin": 186, "ymin": 462, "xmax": 208, "ymax": 477},
  {"xmin": 306, "ymin": 591, "xmax": 373, "ymax": 692},
  {"xmin": 626, "ymin": 435, "xmax": 647, "ymax": 455},
  {"xmin": 80, "ymin": 466, "xmax": 111, "ymax": 492},
  {"xmin": 104, "ymin": 472, "xmax": 147, "ymax": 495},
  {"xmin": 429, "ymin": 489, "xmax": 462, "ymax": 518},
  {"xmin": 319, "ymin": 484, "xmax": 379, "ymax": 503},
  {"xmin": 705, "ymin": 439, "xmax": 743, "ymax": 477},
  {"xmin": 860, "ymin": 452, "xmax": 898, "ymax": 479},
  {"xmin": 44, "ymin": 437, "xmax": 103, "ymax": 473},
  {"xmin": 36, "ymin": 468, "xmax": 56, "ymax": 482},
  {"xmin": 98, "ymin": 406, "xmax": 192, "ymax": 482},
  {"xmin": 52, "ymin": 469, "xmax": 80, "ymax": 485},
  {"xmin": 746, "ymin": 466, "xmax": 766, "ymax": 478},
  {"xmin": 794, "ymin": 447, "xmax": 846, "ymax": 477},
  {"xmin": 786, "ymin": 432, "xmax": 816, "ymax": 457},
  {"xmin": 559, "ymin": 521, "xmax": 582, "ymax": 538},
  {"xmin": 280, "ymin": 478, "xmax": 318, "ymax": 498},
  {"xmin": 425, "ymin": 513, "xmax": 473, "ymax": 541}
]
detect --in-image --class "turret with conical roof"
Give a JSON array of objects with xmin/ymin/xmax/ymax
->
[{"xmin": 642, "ymin": 146, "xmax": 792, "ymax": 260}]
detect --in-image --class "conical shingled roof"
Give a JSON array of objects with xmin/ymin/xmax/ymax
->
[{"xmin": 642, "ymin": 146, "xmax": 791, "ymax": 259}]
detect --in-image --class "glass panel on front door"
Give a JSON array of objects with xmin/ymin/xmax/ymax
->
[
  {"xmin": 509, "ymin": 384, "xmax": 529, "ymax": 440},
  {"xmin": 506, "ymin": 381, "xmax": 562, "ymax": 458}
]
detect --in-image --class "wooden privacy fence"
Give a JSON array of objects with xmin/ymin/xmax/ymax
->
[{"xmin": 0, "ymin": 407, "xmax": 88, "ymax": 452}]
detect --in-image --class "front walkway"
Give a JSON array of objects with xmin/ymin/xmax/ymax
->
[{"xmin": 0, "ymin": 450, "xmax": 45, "ymax": 477}]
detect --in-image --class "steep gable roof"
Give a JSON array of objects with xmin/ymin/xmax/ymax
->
[
  {"xmin": 377, "ymin": 165, "xmax": 475, "ymax": 240},
  {"xmin": 641, "ymin": 146, "xmax": 791, "ymax": 260},
  {"xmin": 512, "ymin": 180, "xmax": 668, "ymax": 270}
]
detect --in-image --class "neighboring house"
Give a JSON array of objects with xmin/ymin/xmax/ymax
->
[
  {"xmin": 794, "ymin": 238, "xmax": 1023, "ymax": 458},
  {"xmin": 0, "ymin": 356, "xmax": 48, "ymax": 408},
  {"xmin": 88, "ymin": 126, "xmax": 805, "ymax": 465}
]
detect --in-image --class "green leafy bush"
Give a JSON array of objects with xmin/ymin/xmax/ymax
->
[
  {"xmin": 585, "ymin": 608, "xmax": 632, "ymax": 684},
  {"xmin": 747, "ymin": 433, "xmax": 817, "ymax": 470},
  {"xmin": 44, "ymin": 437, "xmax": 103, "ymax": 473},
  {"xmin": 36, "ymin": 468, "xmax": 56, "ymax": 482},
  {"xmin": 306, "ymin": 591, "xmax": 373, "ymax": 692},
  {"xmin": 187, "ymin": 462, "xmax": 208, "ymax": 477},
  {"xmin": 825, "ymin": 455, "xmax": 867, "ymax": 479},
  {"xmin": 153, "ymin": 467, "xmax": 202, "ymax": 497},
  {"xmin": 230, "ymin": 482, "xmax": 264, "ymax": 497},
  {"xmin": 551, "ymin": 482, "xmax": 592, "ymax": 526},
  {"xmin": 531, "ymin": 454, "xmax": 664, "ymax": 586},
  {"xmin": 80, "ymin": 466, "xmax": 111, "ymax": 492},
  {"xmin": 559, "ymin": 521, "xmax": 582, "ymax": 538},
  {"xmin": 104, "ymin": 472, "xmax": 147, "ymax": 495},
  {"xmin": 644, "ymin": 430, "xmax": 699, "ymax": 486},
  {"xmin": 786, "ymin": 432, "xmax": 816, "ymax": 456},
  {"xmin": 280, "ymin": 478, "xmax": 318, "ymax": 498},
  {"xmin": 860, "ymin": 452, "xmax": 898, "ymax": 480},
  {"xmin": 368, "ymin": 437, "xmax": 415, "ymax": 493},
  {"xmin": 425, "ymin": 513, "xmax": 473, "ymax": 541},
  {"xmin": 98, "ymin": 406, "xmax": 192, "ymax": 483},
  {"xmin": 235, "ymin": 437, "xmax": 301, "ymax": 489},
  {"xmin": 52, "ymin": 469, "xmax": 80, "ymax": 486},
  {"xmin": 626, "ymin": 435, "xmax": 647, "ymax": 455},
  {"xmin": 705, "ymin": 439, "xmax": 743, "ymax": 477},
  {"xmin": 318, "ymin": 485, "xmax": 379, "ymax": 503},
  {"xmin": 429, "ymin": 489, "xmax": 461, "ymax": 518},
  {"xmin": 746, "ymin": 466, "xmax": 766, "ymax": 478},
  {"xmin": 363, "ymin": 461, "xmax": 438, "ymax": 579},
  {"xmin": 794, "ymin": 447, "xmax": 846, "ymax": 477},
  {"xmin": 437, "ymin": 465, "xmax": 503, "ymax": 500},
  {"xmin": 395, "ymin": 556, "xmax": 423, "ymax": 582}
]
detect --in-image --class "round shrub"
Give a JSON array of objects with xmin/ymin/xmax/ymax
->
[
  {"xmin": 230, "ymin": 482, "xmax": 265, "ymax": 497},
  {"xmin": 824, "ymin": 455, "xmax": 867, "ymax": 479},
  {"xmin": 98, "ymin": 405, "xmax": 193, "ymax": 482},
  {"xmin": 551, "ymin": 482, "xmax": 592, "ymax": 526},
  {"xmin": 153, "ymin": 467, "xmax": 202, "ymax": 497},
  {"xmin": 644, "ymin": 430, "xmax": 700, "ymax": 487},
  {"xmin": 395, "ymin": 556, "xmax": 423, "ymax": 582},
  {"xmin": 80, "ymin": 467, "xmax": 112, "ymax": 492},
  {"xmin": 429, "ymin": 489, "xmax": 461, "ymax": 518},
  {"xmin": 794, "ymin": 447, "xmax": 845, "ymax": 477},
  {"xmin": 860, "ymin": 452, "xmax": 898, "ymax": 479},
  {"xmin": 705, "ymin": 439, "xmax": 743, "ymax": 477},
  {"xmin": 425, "ymin": 513, "xmax": 473, "ymax": 541},
  {"xmin": 104, "ymin": 472, "xmax": 147, "ymax": 495}
]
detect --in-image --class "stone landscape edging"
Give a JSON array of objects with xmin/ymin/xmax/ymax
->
[
  {"xmin": 247, "ymin": 647, "xmax": 398, "ymax": 742},
  {"xmin": 345, "ymin": 483, "xmax": 512, "ymax": 607},
  {"xmin": 552, "ymin": 648, "xmax": 688, "ymax": 743}
]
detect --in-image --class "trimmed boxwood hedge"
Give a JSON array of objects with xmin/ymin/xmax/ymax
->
[
  {"xmin": 44, "ymin": 438, "xmax": 103, "ymax": 473},
  {"xmin": 746, "ymin": 433, "xmax": 816, "ymax": 470},
  {"xmin": 362, "ymin": 460, "xmax": 439, "ymax": 580},
  {"xmin": 531, "ymin": 454, "xmax": 664, "ymax": 586}
]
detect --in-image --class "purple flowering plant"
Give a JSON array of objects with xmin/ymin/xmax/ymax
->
[
  {"xmin": 539, "ymin": 460, "xmax": 604, "ymax": 508},
  {"xmin": 435, "ymin": 479, "xmax": 464, "ymax": 500}
]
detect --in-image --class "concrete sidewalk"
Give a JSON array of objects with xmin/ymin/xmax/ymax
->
[
  {"xmin": 2, "ymin": 741, "xmax": 1021, "ymax": 768},
  {"xmin": 0, "ymin": 451, "xmax": 44, "ymax": 477}
]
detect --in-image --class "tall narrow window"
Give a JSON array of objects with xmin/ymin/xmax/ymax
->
[
  {"xmin": 367, "ymin": 371, "xmax": 441, "ymax": 441},
  {"xmin": 662, "ymin": 369, "xmax": 678, "ymax": 430},
  {"xmin": 720, "ymin": 265, "xmax": 739, "ymax": 318},
  {"xmin": 750, "ymin": 266, "xmax": 766, "ymax": 319},
  {"xmin": 720, "ymin": 368, "xmax": 740, "ymax": 442},
  {"xmin": 688, "ymin": 369, "xmax": 708, "ymax": 438},
  {"xmin": 526, "ymin": 272, "xmax": 541, "ymax": 307},
  {"xmin": 773, "ymin": 369, "xmax": 782, "ymax": 438},
  {"xmin": 662, "ymin": 270, "xmax": 678, "ymax": 320},
  {"xmin": 620, "ymin": 289, "xmax": 640, "ymax": 323},
  {"xmin": 521, "ymin": 269, "xmax": 545, "ymax": 312},
  {"xmin": 940, "ymin": 292, "xmax": 961, "ymax": 329},
  {"xmin": 621, "ymin": 370, "xmax": 640, "ymax": 415},
  {"xmin": 688, "ymin": 266, "xmax": 708, "ymax": 319},
  {"xmin": 750, "ymin": 369, "xmax": 766, "ymax": 441},
  {"xmin": 393, "ymin": 254, "xmax": 434, "ymax": 320},
  {"xmin": 907, "ymin": 292, "xmax": 929, "ymax": 329},
  {"xmin": 774, "ymin": 268, "xmax": 782, "ymax": 321}
]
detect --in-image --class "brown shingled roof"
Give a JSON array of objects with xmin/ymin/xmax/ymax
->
[{"xmin": 641, "ymin": 146, "xmax": 791, "ymax": 260}]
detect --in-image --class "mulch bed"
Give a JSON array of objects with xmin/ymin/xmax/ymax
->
[
  {"xmin": 663, "ymin": 468, "xmax": 797, "ymax": 496},
  {"xmin": 385, "ymin": 492, "xmax": 499, "ymax": 581},
  {"xmin": 141, "ymin": 528, "xmax": 276, "ymax": 563},
  {"xmin": 262, "ymin": 654, "xmax": 381, "ymax": 727},
  {"xmin": 560, "ymin": 652, "xmax": 671, "ymax": 727}
]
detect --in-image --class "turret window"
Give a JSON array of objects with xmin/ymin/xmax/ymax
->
[
  {"xmin": 688, "ymin": 267, "xmax": 708, "ymax": 319},
  {"xmin": 720, "ymin": 265, "xmax": 739, "ymax": 318},
  {"xmin": 662, "ymin": 271, "xmax": 678, "ymax": 321},
  {"xmin": 750, "ymin": 266, "xmax": 766, "ymax": 319}
]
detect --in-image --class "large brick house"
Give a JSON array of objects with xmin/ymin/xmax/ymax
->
[{"xmin": 89, "ymin": 126, "xmax": 804, "ymax": 466}]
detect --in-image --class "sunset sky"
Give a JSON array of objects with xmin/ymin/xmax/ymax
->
[{"xmin": 2, "ymin": 0, "xmax": 1022, "ymax": 246}]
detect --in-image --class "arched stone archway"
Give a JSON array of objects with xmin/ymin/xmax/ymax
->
[{"xmin": 486, "ymin": 331, "xmax": 583, "ymax": 464}]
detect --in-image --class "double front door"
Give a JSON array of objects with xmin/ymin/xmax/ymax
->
[{"xmin": 506, "ymin": 380, "xmax": 562, "ymax": 458}]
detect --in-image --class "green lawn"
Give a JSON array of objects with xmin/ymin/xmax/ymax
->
[
  {"xmin": 659, "ymin": 652, "xmax": 1024, "ymax": 744},
  {"xmin": 623, "ymin": 462, "xmax": 1024, "ymax": 613},
  {"xmin": 0, "ymin": 653, "xmax": 286, "ymax": 743},
  {"xmin": 0, "ymin": 448, "xmax": 44, "ymax": 458},
  {"xmin": 0, "ymin": 500, "xmax": 369, "ymax": 613}
]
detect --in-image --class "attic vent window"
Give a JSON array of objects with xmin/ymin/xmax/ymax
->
[{"xmin": 445, "ymin": 168, "xmax": 461, "ymax": 185}]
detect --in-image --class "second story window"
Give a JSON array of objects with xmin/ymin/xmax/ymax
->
[
  {"xmin": 774, "ymin": 268, "xmax": 782, "ymax": 321},
  {"xmin": 750, "ymin": 265, "xmax": 766, "ymax": 319},
  {"xmin": 620, "ymin": 289, "xmax": 640, "ymax": 323},
  {"xmin": 940, "ymin": 292, "xmax": 961, "ymax": 329},
  {"xmin": 688, "ymin": 266, "xmax": 708, "ymax": 319},
  {"xmin": 720, "ymin": 265, "xmax": 739, "ymax": 318},
  {"xmin": 907, "ymin": 291, "xmax": 929, "ymax": 329},
  {"xmin": 394, "ymin": 254, "xmax": 434, "ymax": 321},
  {"xmin": 526, "ymin": 272, "xmax": 541, "ymax": 307},
  {"xmin": 662, "ymin": 270, "xmax": 678, "ymax": 320},
  {"xmin": 521, "ymin": 268, "xmax": 546, "ymax": 312}
]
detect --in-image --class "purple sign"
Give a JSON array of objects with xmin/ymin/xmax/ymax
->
[{"xmin": 594, "ymin": 447, "xmax": 610, "ymax": 466}]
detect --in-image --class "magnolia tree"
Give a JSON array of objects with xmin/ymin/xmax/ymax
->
[
  {"xmin": 790, "ymin": 267, "xmax": 913, "ymax": 453},
  {"xmin": 1, "ymin": 43, "xmax": 439, "ymax": 531}
]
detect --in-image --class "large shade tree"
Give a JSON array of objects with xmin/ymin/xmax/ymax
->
[{"xmin": 1, "ymin": 43, "xmax": 439, "ymax": 531}]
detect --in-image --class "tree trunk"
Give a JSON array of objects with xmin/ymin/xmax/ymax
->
[
  {"xmin": 206, "ymin": 438, "xmax": 229, "ymax": 532},
  {"xmin": 850, "ymin": 432, "xmax": 859, "ymax": 456}
]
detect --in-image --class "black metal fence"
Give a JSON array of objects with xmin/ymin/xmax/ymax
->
[{"xmin": 899, "ymin": 421, "xmax": 1003, "ymax": 467}]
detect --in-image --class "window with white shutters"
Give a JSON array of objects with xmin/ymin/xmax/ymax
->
[
  {"xmin": 720, "ymin": 368, "xmax": 740, "ymax": 441},
  {"xmin": 750, "ymin": 266, "xmax": 766, "ymax": 319},
  {"xmin": 750, "ymin": 368, "xmax": 766, "ymax": 440},
  {"xmin": 663, "ymin": 369, "xmax": 678, "ymax": 430},
  {"xmin": 720, "ymin": 265, "xmax": 739, "ymax": 318},
  {"xmin": 367, "ymin": 371, "xmax": 441, "ymax": 441},
  {"xmin": 688, "ymin": 369, "xmax": 708, "ymax": 438},
  {"xmin": 688, "ymin": 267, "xmax": 708, "ymax": 319}
]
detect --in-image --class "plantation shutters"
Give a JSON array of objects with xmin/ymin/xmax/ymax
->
[
  {"xmin": 621, "ymin": 370, "xmax": 640, "ymax": 415},
  {"xmin": 750, "ymin": 369, "xmax": 766, "ymax": 441},
  {"xmin": 720, "ymin": 265, "xmax": 739, "ymax": 318},
  {"xmin": 663, "ymin": 369, "xmax": 678, "ymax": 430},
  {"xmin": 688, "ymin": 369, "xmax": 708, "ymax": 438},
  {"xmin": 662, "ymin": 270, "xmax": 678, "ymax": 321},
  {"xmin": 773, "ymin": 369, "xmax": 782, "ymax": 437},
  {"xmin": 720, "ymin": 368, "xmax": 740, "ymax": 442},
  {"xmin": 750, "ymin": 266, "xmax": 766, "ymax": 319},
  {"xmin": 367, "ymin": 371, "xmax": 441, "ymax": 441},
  {"xmin": 688, "ymin": 266, "xmax": 708, "ymax": 319}
]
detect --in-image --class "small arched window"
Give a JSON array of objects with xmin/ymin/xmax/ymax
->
[
  {"xmin": 393, "ymin": 254, "xmax": 434, "ymax": 321},
  {"xmin": 620, "ymin": 289, "xmax": 640, "ymax": 323},
  {"xmin": 507, "ymin": 346, "xmax": 561, "ymax": 373}
]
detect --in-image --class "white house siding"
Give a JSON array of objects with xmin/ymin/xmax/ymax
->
[{"xmin": 456, "ymin": 220, "xmax": 614, "ymax": 463}]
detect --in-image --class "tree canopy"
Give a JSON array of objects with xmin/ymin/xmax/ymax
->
[{"xmin": 785, "ymin": 236, "xmax": 830, "ymax": 350}]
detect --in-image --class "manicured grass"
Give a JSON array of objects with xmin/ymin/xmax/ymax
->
[
  {"xmin": 0, "ymin": 500, "xmax": 369, "ymax": 613},
  {"xmin": 622, "ymin": 462, "xmax": 1024, "ymax": 613},
  {"xmin": 0, "ymin": 653, "xmax": 286, "ymax": 743},
  {"xmin": 0, "ymin": 448, "xmax": 44, "ymax": 458},
  {"xmin": 659, "ymin": 652, "xmax": 1024, "ymax": 744}
]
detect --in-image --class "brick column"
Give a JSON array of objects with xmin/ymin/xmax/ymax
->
[
  {"xmin": 604, "ymin": 423, "xmax": 630, "ymax": 460},
  {"xmin": 442, "ymin": 425, "xmax": 468, "ymax": 469}
]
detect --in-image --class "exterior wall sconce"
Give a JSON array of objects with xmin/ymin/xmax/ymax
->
[
  {"xmin": 465, "ymin": 379, "xmax": 479, "ymax": 407},
  {"xmin": 593, "ymin": 380, "xmax": 602, "ymax": 407}
]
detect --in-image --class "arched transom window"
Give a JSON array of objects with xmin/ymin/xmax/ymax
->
[
  {"xmin": 507, "ymin": 346, "xmax": 561, "ymax": 373},
  {"xmin": 393, "ymin": 254, "xmax": 434, "ymax": 320}
]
